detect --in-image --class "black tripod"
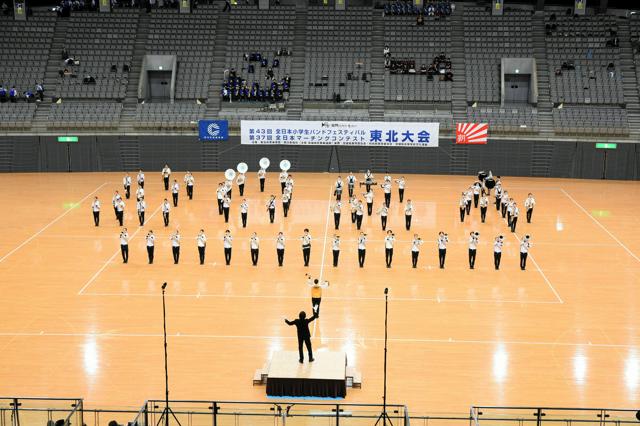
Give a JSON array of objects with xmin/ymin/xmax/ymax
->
[
  {"xmin": 157, "ymin": 282, "xmax": 182, "ymax": 426},
  {"xmin": 375, "ymin": 287, "xmax": 393, "ymax": 426}
]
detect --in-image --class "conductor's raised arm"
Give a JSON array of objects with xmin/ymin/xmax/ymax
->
[
  {"xmin": 307, "ymin": 313, "xmax": 318, "ymax": 323},
  {"xmin": 285, "ymin": 318, "xmax": 294, "ymax": 325}
]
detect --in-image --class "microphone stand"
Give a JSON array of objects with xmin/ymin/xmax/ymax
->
[
  {"xmin": 157, "ymin": 282, "xmax": 181, "ymax": 426},
  {"xmin": 375, "ymin": 288, "xmax": 392, "ymax": 426}
]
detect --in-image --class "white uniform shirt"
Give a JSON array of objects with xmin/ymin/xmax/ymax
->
[
  {"xmin": 146, "ymin": 234, "xmax": 155, "ymax": 247},
  {"xmin": 185, "ymin": 174, "xmax": 194, "ymax": 187},
  {"xmin": 112, "ymin": 193, "xmax": 122, "ymax": 206},
  {"xmin": 301, "ymin": 234, "xmax": 312, "ymax": 247},
  {"xmin": 276, "ymin": 235, "xmax": 285, "ymax": 250},
  {"xmin": 171, "ymin": 234, "xmax": 180, "ymax": 247},
  {"xmin": 378, "ymin": 206, "xmax": 388, "ymax": 216},
  {"xmin": 382, "ymin": 182, "xmax": 391, "ymax": 194},
  {"xmin": 282, "ymin": 192, "xmax": 290, "ymax": 203},
  {"xmin": 250, "ymin": 236, "xmax": 260, "ymax": 250},
  {"xmin": 258, "ymin": 168, "xmax": 266, "ymax": 179},
  {"xmin": 473, "ymin": 184, "xmax": 481, "ymax": 195},
  {"xmin": 411, "ymin": 238, "xmax": 423, "ymax": 252},
  {"xmin": 137, "ymin": 200, "xmax": 146, "ymax": 212},
  {"xmin": 384, "ymin": 174, "xmax": 391, "ymax": 183},
  {"xmin": 236, "ymin": 174, "xmax": 245, "ymax": 185},
  {"xmin": 216, "ymin": 187, "xmax": 224, "ymax": 200},
  {"xmin": 525, "ymin": 196, "xmax": 536, "ymax": 210},
  {"xmin": 223, "ymin": 234, "xmax": 233, "ymax": 248},
  {"xmin": 286, "ymin": 178, "xmax": 294, "ymax": 190},
  {"xmin": 520, "ymin": 239, "xmax": 531, "ymax": 253},
  {"xmin": 395, "ymin": 178, "xmax": 405, "ymax": 189},
  {"xmin": 240, "ymin": 201, "xmax": 248, "ymax": 214},
  {"xmin": 465, "ymin": 191, "xmax": 472, "ymax": 203},
  {"xmin": 197, "ymin": 233, "xmax": 207, "ymax": 247},
  {"xmin": 136, "ymin": 187, "xmax": 145, "ymax": 199},
  {"xmin": 405, "ymin": 202, "xmax": 413, "ymax": 216},
  {"xmin": 120, "ymin": 231, "xmax": 129, "ymax": 245},
  {"xmin": 356, "ymin": 202, "xmax": 364, "ymax": 216},
  {"xmin": 513, "ymin": 206, "xmax": 519, "ymax": 217},
  {"xmin": 469, "ymin": 235, "xmax": 479, "ymax": 250},
  {"xmin": 459, "ymin": 197, "xmax": 466, "ymax": 208},
  {"xmin": 92, "ymin": 200, "xmax": 100, "ymax": 212},
  {"xmin": 507, "ymin": 201, "xmax": 514, "ymax": 215},
  {"xmin": 365, "ymin": 191, "xmax": 374, "ymax": 203},
  {"xmin": 137, "ymin": 172, "xmax": 145, "ymax": 184},
  {"xmin": 116, "ymin": 199, "xmax": 125, "ymax": 212},
  {"xmin": 494, "ymin": 238, "xmax": 503, "ymax": 253},
  {"xmin": 123, "ymin": 176, "xmax": 131, "ymax": 187},
  {"xmin": 358, "ymin": 235, "xmax": 367, "ymax": 250},
  {"xmin": 347, "ymin": 174, "xmax": 356, "ymax": 186},
  {"xmin": 335, "ymin": 179, "xmax": 343, "ymax": 192},
  {"xmin": 333, "ymin": 201, "xmax": 341, "ymax": 214},
  {"xmin": 332, "ymin": 237, "xmax": 340, "ymax": 251},
  {"xmin": 172, "ymin": 182, "xmax": 179, "ymax": 194},
  {"xmin": 223, "ymin": 196, "xmax": 231, "ymax": 208},
  {"xmin": 279, "ymin": 172, "xmax": 288, "ymax": 183},
  {"xmin": 384, "ymin": 235, "xmax": 395, "ymax": 249},
  {"xmin": 162, "ymin": 167, "xmax": 171, "ymax": 178},
  {"xmin": 479, "ymin": 196, "xmax": 489, "ymax": 208},
  {"xmin": 501, "ymin": 192, "xmax": 509, "ymax": 205},
  {"xmin": 224, "ymin": 180, "xmax": 232, "ymax": 193},
  {"xmin": 438, "ymin": 235, "xmax": 448, "ymax": 250},
  {"xmin": 267, "ymin": 198, "xmax": 276, "ymax": 210},
  {"xmin": 162, "ymin": 201, "xmax": 170, "ymax": 213}
]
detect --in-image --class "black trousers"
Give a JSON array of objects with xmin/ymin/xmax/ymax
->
[
  {"xmin": 93, "ymin": 211, "xmax": 100, "ymax": 226},
  {"xmin": 280, "ymin": 182, "xmax": 286, "ymax": 193},
  {"xmin": 117, "ymin": 211, "xmax": 124, "ymax": 226},
  {"xmin": 239, "ymin": 184, "xmax": 244, "ymax": 196},
  {"xmin": 335, "ymin": 191, "xmax": 342, "ymax": 201},
  {"xmin": 163, "ymin": 212, "xmax": 169, "ymax": 227},
  {"xmin": 269, "ymin": 208, "xmax": 275, "ymax": 223},
  {"xmin": 227, "ymin": 188, "xmax": 232, "ymax": 199},
  {"xmin": 367, "ymin": 202, "xmax": 373, "ymax": 216},
  {"xmin": 358, "ymin": 248, "xmax": 366, "ymax": 267},
  {"xmin": 172, "ymin": 193, "xmax": 178, "ymax": 207},
  {"xmin": 172, "ymin": 246, "xmax": 180, "ymax": 264},
  {"xmin": 473, "ymin": 193, "xmax": 479, "ymax": 208},
  {"xmin": 260, "ymin": 178, "xmax": 265, "ymax": 192},
  {"xmin": 494, "ymin": 252, "xmax": 501, "ymax": 270},
  {"xmin": 365, "ymin": 183, "xmax": 371, "ymax": 192},
  {"xmin": 302, "ymin": 247, "xmax": 311, "ymax": 266},
  {"xmin": 163, "ymin": 177, "xmax": 169, "ymax": 190},
  {"xmin": 384, "ymin": 192, "xmax": 391, "ymax": 207},
  {"xmin": 495, "ymin": 197, "xmax": 501, "ymax": 210},
  {"xmin": 147, "ymin": 246, "xmax": 154, "ymax": 264},
  {"xmin": 439, "ymin": 248, "xmax": 446, "ymax": 268},
  {"xmin": 241, "ymin": 212, "xmax": 247, "ymax": 228},
  {"xmin": 520, "ymin": 252, "xmax": 528, "ymax": 270},
  {"xmin": 187, "ymin": 185, "xmax": 193, "ymax": 199},
  {"xmin": 251, "ymin": 248, "xmax": 259, "ymax": 266},
  {"xmin": 405, "ymin": 214, "xmax": 411, "ymax": 230},
  {"xmin": 124, "ymin": 185, "xmax": 130, "ymax": 199},
  {"xmin": 480, "ymin": 207, "xmax": 487, "ymax": 223},
  {"xmin": 198, "ymin": 246, "xmax": 205, "ymax": 265},
  {"xmin": 283, "ymin": 202, "xmax": 290, "ymax": 217},
  {"xmin": 351, "ymin": 211, "xmax": 357, "ymax": 223},
  {"xmin": 223, "ymin": 207, "xmax": 230, "ymax": 223},
  {"xmin": 297, "ymin": 336, "xmax": 313, "ymax": 362},
  {"xmin": 507, "ymin": 212, "xmax": 512, "ymax": 227},
  {"xmin": 460, "ymin": 208, "xmax": 465, "ymax": 222},
  {"xmin": 348, "ymin": 185, "xmax": 354, "ymax": 197},
  {"xmin": 312, "ymin": 297, "xmax": 322, "ymax": 315},
  {"xmin": 224, "ymin": 247, "xmax": 232, "ymax": 265},
  {"xmin": 217, "ymin": 199, "xmax": 223, "ymax": 214},
  {"xmin": 121, "ymin": 244, "xmax": 128, "ymax": 263},
  {"xmin": 381, "ymin": 216, "xmax": 387, "ymax": 230},
  {"xmin": 139, "ymin": 180, "xmax": 144, "ymax": 189},
  {"xmin": 277, "ymin": 248, "xmax": 284, "ymax": 266},
  {"xmin": 138, "ymin": 211, "xmax": 145, "ymax": 226},
  {"xmin": 501, "ymin": 204, "xmax": 507, "ymax": 218},
  {"xmin": 356, "ymin": 215, "xmax": 363, "ymax": 230},
  {"xmin": 332, "ymin": 249, "xmax": 339, "ymax": 267},
  {"xmin": 398, "ymin": 188, "xmax": 404, "ymax": 203},
  {"xmin": 334, "ymin": 213, "xmax": 340, "ymax": 229},
  {"xmin": 411, "ymin": 251, "xmax": 419, "ymax": 268},
  {"xmin": 465, "ymin": 201, "xmax": 471, "ymax": 215},
  {"xmin": 511, "ymin": 217, "xmax": 518, "ymax": 232},
  {"xmin": 385, "ymin": 248, "xmax": 393, "ymax": 267},
  {"xmin": 527, "ymin": 208, "xmax": 533, "ymax": 223},
  {"xmin": 468, "ymin": 249, "xmax": 477, "ymax": 269}
]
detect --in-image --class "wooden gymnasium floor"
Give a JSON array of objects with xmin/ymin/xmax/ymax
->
[{"xmin": 0, "ymin": 172, "xmax": 639, "ymax": 415}]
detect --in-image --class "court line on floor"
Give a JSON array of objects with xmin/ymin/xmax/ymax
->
[
  {"xmin": 318, "ymin": 185, "xmax": 334, "ymax": 281},
  {"xmin": 561, "ymin": 188, "xmax": 640, "ymax": 264},
  {"xmin": 0, "ymin": 330, "xmax": 636, "ymax": 349},
  {"xmin": 0, "ymin": 182, "xmax": 109, "ymax": 265},
  {"xmin": 77, "ymin": 204, "xmax": 163, "ymax": 295},
  {"xmin": 80, "ymin": 291, "xmax": 562, "ymax": 304},
  {"xmin": 510, "ymin": 232, "xmax": 564, "ymax": 304}
]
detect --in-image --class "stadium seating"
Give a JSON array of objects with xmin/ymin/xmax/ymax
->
[
  {"xmin": 55, "ymin": 10, "xmax": 138, "ymax": 100},
  {"xmin": 48, "ymin": 102, "xmax": 122, "ymax": 129},
  {"xmin": 304, "ymin": 7, "xmax": 372, "ymax": 101},
  {"xmin": 463, "ymin": 7, "xmax": 534, "ymax": 103},
  {"xmin": 146, "ymin": 7, "xmax": 217, "ymax": 100},
  {"xmin": 383, "ymin": 15, "xmax": 452, "ymax": 103},
  {"xmin": 134, "ymin": 102, "xmax": 205, "ymax": 130},
  {"xmin": 0, "ymin": 103, "xmax": 37, "ymax": 129},
  {"xmin": 467, "ymin": 105, "xmax": 538, "ymax": 133},
  {"xmin": 552, "ymin": 106, "xmax": 628, "ymax": 135},
  {"xmin": 385, "ymin": 109, "xmax": 454, "ymax": 130}
]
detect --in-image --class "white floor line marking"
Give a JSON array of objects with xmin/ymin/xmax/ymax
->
[
  {"xmin": 510, "ymin": 232, "xmax": 564, "ymax": 304},
  {"xmin": 0, "ymin": 182, "xmax": 109, "ymax": 265},
  {"xmin": 1, "ymin": 330, "xmax": 637, "ymax": 349},
  {"xmin": 80, "ymin": 292, "xmax": 562, "ymax": 304},
  {"xmin": 77, "ymin": 204, "xmax": 163, "ymax": 295},
  {"xmin": 561, "ymin": 188, "xmax": 640, "ymax": 264},
  {"xmin": 318, "ymin": 185, "xmax": 334, "ymax": 281}
]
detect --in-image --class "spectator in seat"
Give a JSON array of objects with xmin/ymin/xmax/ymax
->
[
  {"xmin": 24, "ymin": 90, "xmax": 35, "ymax": 102},
  {"xmin": 0, "ymin": 85, "xmax": 6, "ymax": 103},
  {"xmin": 248, "ymin": 63, "xmax": 255, "ymax": 73},
  {"xmin": 383, "ymin": 45, "xmax": 390, "ymax": 57},
  {"xmin": 35, "ymin": 83, "xmax": 44, "ymax": 101},
  {"xmin": 272, "ymin": 58, "xmax": 279, "ymax": 68},
  {"xmin": 266, "ymin": 67, "xmax": 274, "ymax": 79},
  {"xmin": 261, "ymin": 57, "xmax": 268, "ymax": 68},
  {"xmin": 284, "ymin": 74, "xmax": 291, "ymax": 86},
  {"xmin": 9, "ymin": 86, "xmax": 17, "ymax": 102},
  {"xmin": 416, "ymin": 13, "xmax": 424, "ymax": 25},
  {"xmin": 420, "ymin": 64, "xmax": 427, "ymax": 74}
]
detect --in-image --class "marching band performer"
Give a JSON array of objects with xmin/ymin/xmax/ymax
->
[
  {"xmin": 223, "ymin": 229, "xmax": 233, "ymax": 265},
  {"xmin": 123, "ymin": 173, "xmax": 132, "ymax": 199},
  {"xmin": 357, "ymin": 232, "xmax": 367, "ymax": 267},
  {"xmin": 468, "ymin": 231, "xmax": 479, "ymax": 269},
  {"xmin": 258, "ymin": 167, "xmax": 266, "ymax": 192},
  {"xmin": 137, "ymin": 169, "xmax": 145, "ymax": 189},
  {"xmin": 493, "ymin": 235, "xmax": 504, "ymax": 270},
  {"xmin": 136, "ymin": 185, "xmax": 145, "ymax": 202},
  {"xmin": 184, "ymin": 171, "xmax": 195, "ymax": 200},
  {"xmin": 115, "ymin": 197, "xmax": 125, "ymax": 227},
  {"xmin": 479, "ymin": 194, "xmax": 489, "ymax": 223},
  {"xmin": 525, "ymin": 193, "xmax": 536, "ymax": 223},
  {"xmin": 520, "ymin": 235, "xmax": 531, "ymax": 270},
  {"xmin": 404, "ymin": 199, "xmax": 414, "ymax": 230},
  {"xmin": 216, "ymin": 183, "xmax": 225, "ymax": 215},
  {"xmin": 236, "ymin": 172, "xmax": 246, "ymax": 197},
  {"xmin": 501, "ymin": 191, "xmax": 509, "ymax": 218},
  {"xmin": 267, "ymin": 195, "xmax": 276, "ymax": 223},
  {"xmin": 377, "ymin": 204, "xmax": 389, "ymax": 231},
  {"xmin": 384, "ymin": 230, "xmax": 395, "ymax": 268},
  {"xmin": 120, "ymin": 227, "xmax": 129, "ymax": 263},
  {"xmin": 301, "ymin": 229, "xmax": 312, "ymax": 267},
  {"xmin": 171, "ymin": 179, "xmax": 179, "ymax": 207},
  {"xmin": 240, "ymin": 199, "xmax": 248, "ymax": 228},
  {"xmin": 395, "ymin": 176, "xmax": 406, "ymax": 203},
  {"xmin": 332, "ymin": 234, "xmax": 340, "ymax": 267},
  {"xmin": 282, "ymin": 188, "xmax": 291, "ymax": 217},
  {"xmin": 332, "ymin": 200, "xmax": 342, "ymax": 230},
  {"xmin": 197, "ymin": 229, "xmax": 207, "ymax": 265},
  {"xmin": 411, "ymin": 233, "xmax": 423, "ymax": 268},
  {"xmin": 349, "ymin": 196, "xmax": 358, "ymax": 223},
  {"xmin": 162, "ymin": 164, "xmax": 171, "ymax": 191},
  {"xmin": 355, "ymin": 200, "xmax": 364, "ymax": 230},
  {"xmin": 510, "ymin": 202, "xmax": 520, "ymax": 233},
  {"xmin": 276, "ymin": 232, "xmax": 285, "ymax": 266},
  {"xmin": 363, "ymin": 169, "xmax": 374, "ymax": 192},
  {"xmin": 91, "ymin": 196, "xmax": 100, "ymax": 226},
  {"xmin": 495, "ymin": 183, "xmax": 503, "ymax": 211},
  {"xmin": 465, "ymin": 187, "xmax": 472, "ymax": 215},
  {"xmin": 222, "ymin": 194, "xmax": 231, "ymax": 223},
  {"xmin": 334, "ymin": 176, "xmax": 344, "ymax": 201},
  {"xmin": 381, "ymin": 180, "xmax": 392, "ymax": 208},
  {"xmin": 170, "ymin": 229, "xmax": 180, "ymax": 264},
  {"xmin": 112, "ymin": 190, "xmax": 122, "ymax": 220},
  {"xmin": 438, "ymin": 231, "xmax": 448, "ymax": 269},
  {"xmin": 279, "ymin": 170, "xmax": 288, "ymax": 193},
  {"xmin": 225, "ymin": 179, "xmax": 233, "ymax": 199},
  {"xmin": 347, "ymin": 172, "xmax": 357, "ymax": 198},
  {"xmin": 473, "ymin": 181, "xmax": 481, "ymax": 208},
  {"xmin": 363, "ymin": 189, "xmax": 374, "ymax": 216},
  {"xmin": 250, "ymin": 232, "xmax": 260, "ymax": 266},
  {"xmin": 146, "ymin": 230, "xmax": 155, "ymax": 264},
  {"xmin": 136, "ymin": 196, "xmax": 146, "ymax": 226},
  {"xmin": 162, "ymin": 198, "xmax": 170, "ymax": 227},
  {"xmin": 459, "ymin": 192, "xmax": 467, "ymax": 223},
  {"xmin": 286, "ymin": 175, "xmax": 294, "ymax": 201}
]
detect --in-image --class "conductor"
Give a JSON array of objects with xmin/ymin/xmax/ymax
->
[{"xmin": 285, "ymin": 311, "xmax": 318, "ymax": 363}]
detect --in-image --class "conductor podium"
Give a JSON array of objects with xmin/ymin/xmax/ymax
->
[{"xmin": 254, "ymin": 351, "xmax": 361, "ymax": 398}]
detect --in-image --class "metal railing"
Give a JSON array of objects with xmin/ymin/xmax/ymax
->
[{"xmin": 470, "ymin": 407, "xmax": 640, "ymax": 426}]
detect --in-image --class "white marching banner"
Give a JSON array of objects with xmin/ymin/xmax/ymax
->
[{"xmin": 241, "ymin": 120, "xmax": 439, "ymax": 147}]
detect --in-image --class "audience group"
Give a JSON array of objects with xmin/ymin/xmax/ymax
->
[
  {"xmin": 384, "ymin": 48, "xmax": 453, "ymax": 81},
  {"xmin": 383, "ymin": 0, "xmax": 454, "ymax": 17},
  {"xmin": 221, "ymin": 51, "xmax": 292, "ymax": 103},
  {"xmin": 0, "ymin": 84, "xmax": 44, "ymax": 103}
]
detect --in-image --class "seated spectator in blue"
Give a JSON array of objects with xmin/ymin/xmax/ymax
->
[
  {"xmin": 36, "ymin": 83, "xmax": 44, "ymax": 101},
  {"xmin": 273, "ymin": 58, "xmax": 279, "ymax": 68},
  {"xmin": 267, "ymin": 67, "xmax": 274, "ymax": 79},
  {"xmin": 261, "ymin": 58, "xmax": 268, "ymax": 68},
  {"xmin": 0, "ymin": 85, "xmax": 6, "ymax": 103},
  {"xmin": 24, "ymin": 90, "xmax": 35, "ymax": 103},
  {"xmin": 255, "ymin": 53, "xmax": 262, "ymax": 62},
  {"xmin": 9, "ymin": 86, "xmax": 17, "ymax": 103},
  {"xmin": 284, "ymin": 74, "xmax": 291, "ymax": 86},
  {"xmin": 248, "ymin": 64, "xmax": 255, "ymax": 73}
]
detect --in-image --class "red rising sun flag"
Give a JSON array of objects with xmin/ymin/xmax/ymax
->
[{"xmin": 456, "ymin": 123, "xmax": 488, "ymax": 145}]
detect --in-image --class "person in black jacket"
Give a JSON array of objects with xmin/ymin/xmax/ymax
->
[{"xmin": 285, "ymin": 311, "xmax": 317, "ymax": 363}]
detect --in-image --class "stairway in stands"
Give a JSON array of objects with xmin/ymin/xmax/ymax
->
[
  {"xmin": 285, "ymin": 4, "xmax": 308, "ymax": 120},
  {"xmin": 120, "ymin": 10, "xmax": 148, "ymax": 130},
  {"xmin": 368, "ymin": 10, "xmax": 385, "ymax": 121},
  {"xmin": 118, "ymin": 136, "xmax": 140, "ymax": 171},
  {"xmin": 368, "ymin": 146, "xmax": 389, "ymax": 172},
  {"xmin": 449, "ymin": 143, "xmax": 468, "ymax": 175},
  {"xmin": 201, "ymin": 142, "xmax": 220, "ymax": 171},
  {"xmin": 0, "ymin": 137, "xmax": 14, "ymax": 172},
  {"xmin": 32, "ymin": 17, "xmax": 70, "ymax": 133},
  {"xmin": 449, "ymin": 6, "xmax": 467, "ymax": 126},
  {"xmin": 616, "ymin": 20, "xmax": 640, "ymax": 138},
  {"xmin": 530, "ymin": 142, "xmax": 554, "ymax": 177},
  {"xmin": 532, "ymin": 12, "xmax": 555, "ymax": 138},
  {"xmin": 205, "ymin": 4, "xmax": 228, "ymax": 119}
]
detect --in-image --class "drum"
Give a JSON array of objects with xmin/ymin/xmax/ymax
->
[
  {"xmin": 280, "ymin": 159, "xmax": 291, "ymax": 171},
  {"xmin": 224, "ymin": 168, "xmax": 236, "ymax": 181},
  {"xmin": 259, "ymin": 157, "xmax": 270, "ymax": 169},
  {"xmin": 237, "ymin": 162, "xmax": 248, "ymax": 174}
]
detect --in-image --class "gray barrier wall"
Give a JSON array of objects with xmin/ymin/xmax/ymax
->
[{"xmin": 0, "ymin": 136, "xmax": 638, "ymax": 180}]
